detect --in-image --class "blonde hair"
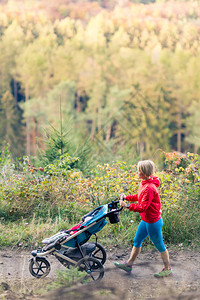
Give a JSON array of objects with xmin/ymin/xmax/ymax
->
[{"xmin": 137, "ymin": 160, "xmax": 155, "ymax": 177}]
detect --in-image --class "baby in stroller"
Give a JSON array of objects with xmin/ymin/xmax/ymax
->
[{"xmin": 64, "ymin": 215, "xmax": 93, "ymax": 236}]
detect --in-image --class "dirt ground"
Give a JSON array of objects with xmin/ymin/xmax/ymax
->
[{"xmin": 0, "ymin": 247, "xmax": 200, "ymax": 300}]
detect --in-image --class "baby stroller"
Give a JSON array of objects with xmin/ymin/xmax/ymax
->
[{"xmin": 29, "ymin": 200, "xmax": 122, "ymax": 281}]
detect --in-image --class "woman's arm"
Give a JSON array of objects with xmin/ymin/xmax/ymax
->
[
  {"xmin": 125, "ymin": 194, "xmax": 138, "ymax": 202},
  {"xmin": 128, "ymin": 187, "xmax": 153, "ymax": 212}
]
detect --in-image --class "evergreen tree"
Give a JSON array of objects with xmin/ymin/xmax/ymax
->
[
  {"xmin": 1, "ymin": 91, "xmax": 25, "ymax": 157},
  {"xmin": 160, "ymin": 49, "xmax": 192, "ymax": 152},
  {"xmin": 185, "ymin": 101, "xmax": 200, "ymax": 153}
]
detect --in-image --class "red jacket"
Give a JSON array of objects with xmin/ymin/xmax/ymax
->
[{"xmin": 125, "ymin": 176, "xmax": 161, "ymax": 223}]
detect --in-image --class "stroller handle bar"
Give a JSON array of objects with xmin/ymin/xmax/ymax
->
[{"xmin": 107, "ymin": 200, "xmax": 123, "ymax": 213}]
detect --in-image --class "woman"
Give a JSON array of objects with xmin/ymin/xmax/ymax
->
[{"xmin": 114, "ymin": 160, "xmax": 172, "ymax": 278}]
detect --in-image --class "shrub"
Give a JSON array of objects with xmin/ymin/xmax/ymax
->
[
  {"xmin": 0, "ymin": 147, "xmax": 200, "ymax": 248},
  {"xmin": 160, "ymin": 151, "xmax": 200, "ymax": 246}
]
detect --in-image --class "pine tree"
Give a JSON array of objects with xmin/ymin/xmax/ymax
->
[
  {"xmin": 1, "ymin": 91, "xmax": 25, "ymax": 157},
  {"xmin": 185, "ymin": 101, "xmax": 200, "ymax": 153}
]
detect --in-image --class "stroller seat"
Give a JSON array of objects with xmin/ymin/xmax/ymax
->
[
  {"xmin": 42, "ymin": 231, "xmax": 70, "ymax": 245},
  {"xmin": 42, "ymin": 205, "xmax": 108, "ymax": 250}
]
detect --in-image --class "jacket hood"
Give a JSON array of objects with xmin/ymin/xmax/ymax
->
[{"xmin": 141, "ymin": 176, "xmax": 160, "ymax": 187}]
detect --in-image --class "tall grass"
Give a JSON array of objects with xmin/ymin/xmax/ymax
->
[
  {"xmin": 0, "ymin": 211, "xmax": 137, "ymax": 249},
  {"xmin": 0, "ymin": 215, "xmax": 71, "ymax": 248},
  {"xmin": 0, "ymin": 192, "xmax": 199, "ymax": 249},
  {"xmin": 162, "ymin": 185, "xmax": 200, "ymax": 247}
]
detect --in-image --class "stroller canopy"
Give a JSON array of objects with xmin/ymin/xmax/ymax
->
[{"xmin": 81, "ymin": 204, "xmax": 108, "ymax": 227}]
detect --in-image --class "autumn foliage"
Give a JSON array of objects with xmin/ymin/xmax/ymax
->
[
  {"xmin": 0, "ymin": 1, "xmax": 200, "ymax": 158},
  {"xmin": 0, "ymin": 144, "xmax": 199, "ymax": 247}
]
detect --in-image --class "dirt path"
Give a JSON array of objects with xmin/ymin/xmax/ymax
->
[{"xmin": 0, "ymin": 247, "xmax": 200, "ymax": 299}]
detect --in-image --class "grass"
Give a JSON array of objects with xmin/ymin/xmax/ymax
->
[
  {"xmin": 0, "ymin": 216, "xmax": 72, "ymax": 248},
  {"xmin": 162, "ymin": 185, "xmax": 200, "ymax": 248},
  {"xmin": 0, "ymin": 210, "xmax": 138, "ymax": 249},
  {"xmin": 47, "ymin": 267, "xmax": 89, "ymax": 291},
  {"xmin": 2, "ymin": 206, "xmax": 198, "ymax": 250}
]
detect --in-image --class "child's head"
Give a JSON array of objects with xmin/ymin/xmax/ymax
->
[{"xmin": 137, "ymin": 160, "xmax": 155, "ymax": 178}]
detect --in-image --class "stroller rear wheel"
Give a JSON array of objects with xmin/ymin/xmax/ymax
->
[
  {"xmin": 91, "ymin": 243, "xmax": 106, "ymax": 265},
  {"xmin": 76, "ymin": 257, "xmax": 104, "ymax": 281},
  {"xmin": 29, "ymin": 257, "xmax": 51, "ymax": 278}
]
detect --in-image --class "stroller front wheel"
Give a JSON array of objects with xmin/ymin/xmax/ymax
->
[
  {"xmin": 76, "ymin": 257, "xmax": 104, "ymax": 281},
  {"xmin": 29, "ymin": 257, "xmax": 51, "ymax": 278}
]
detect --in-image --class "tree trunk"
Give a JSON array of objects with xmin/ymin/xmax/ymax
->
[
  {"xmin": 139, "ymin": 142, "xmax": 144, "ymax": 159},
  {"xmin": 32, "ymin": 117, "xmax": 37, "ymax": 157},
  {"xmin": 177, "ymin": 109, "xmax": 181, "ymax": 152},
  {"xmin": 25, "ymin": 82, "xmax": 31, "ymax": 156},
  {"xmin": 106, "ymin": 124, "xmax": 112, "ymax": 142},
  {"xmin": 90, "ymin": 119, "xmax": 96, "ymax": 140},
  {"xmin": 76, "ymin": 90, "xmax": 82, "ymax": 113},
  {"xmin": 14, "ymin": 79, "xmax": 18, "ymax": 103},
  {"xmin": 98, "ymin": 107, "xmax": 101, "ymax": 132},
  {"xmin": 194, "ymin": 144, "xmax": 198, "ymax": 154},
  {"xmin": 106, "ymin": 112, "xmax": 113, "ymax": 142}
]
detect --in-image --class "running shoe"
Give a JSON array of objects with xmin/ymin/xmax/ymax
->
[
  {"xmin": 114, "ymin": 262, "xmax": 132, "ymax": 273},
  {"xmin": 154, "ymin": 268, "xmax": 173, "ymax": 278}
]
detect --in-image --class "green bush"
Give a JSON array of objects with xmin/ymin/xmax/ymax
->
[
  {"xmin": 0, "ymin": 146, "xmax": 200, "ymax": 248},
  {"xmin": 162, "ymin": 183, "xmax": 200, "ymax": 247}
]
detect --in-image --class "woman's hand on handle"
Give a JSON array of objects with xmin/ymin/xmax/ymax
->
[
  {"xmin": 119, "ymin": 194, "xmax": 127, "ymax": 208},
  {"xmin": 119, "ymin": 200, "xmax": 127, "ymax": 208},
  {"xmin": 119, "ymin": 194, "xmax": 126, "ymax": 207},
  {"xmin": 120, "ymin": 193, "xmax": 125, "ymax": 200}
]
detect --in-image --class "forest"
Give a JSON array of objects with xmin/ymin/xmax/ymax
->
[
  {"xmin": 0, "ymin": 0, "xmax": 199, "ymax": 248},
  {"xmin": 0, "ymin": 0, "xmax": 200, "ymax": 163},
  {"xmin": 0, "ymin": 3, "xmax": 200, "ymax": 298}
]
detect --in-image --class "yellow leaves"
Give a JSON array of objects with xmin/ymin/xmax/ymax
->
[
  {"xmin": 187, "ymin": 152, "xmax": 194, "ymax": 157},
  {"xmin": 115, "ymin": 184, "xmax": 120, "ymax": 190},
  {"xmin": 184, "ymin": 179, "xmax": 190, "ymax": 183},
  {"xmin": 84, "ymin": 14, "xmax": 106, "ymax": 50}
]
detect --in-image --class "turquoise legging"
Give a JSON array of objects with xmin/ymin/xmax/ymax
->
[{"xmin": 133, "ymin": 218, "xmax": 166, "ymax": 253}]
